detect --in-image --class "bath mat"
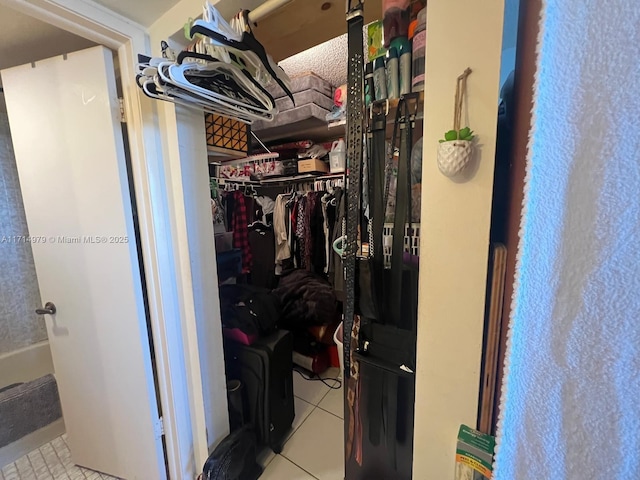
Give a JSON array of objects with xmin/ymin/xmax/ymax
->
[{"xmin": 0, "ymin": 374, "xmax": 62, "ymax": 448}]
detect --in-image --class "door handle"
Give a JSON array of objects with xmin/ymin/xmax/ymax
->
[{"xmin": 36, "ymin": 302, "xmax": 57, "ymax": 315}]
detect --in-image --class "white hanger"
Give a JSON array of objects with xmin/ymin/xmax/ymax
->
[
  {"xmin": 167, "ymin": 61, "xmax": 275, "ymax": 121},
  {"xmin": 149, "ymin": 60, "xmax": 271, "ymax": 122},
  {"xmin": 194, "ymin": 2, "xmax": 291, "ymax": 90}
]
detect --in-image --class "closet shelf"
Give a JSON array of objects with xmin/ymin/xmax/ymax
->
[
  {"xmin": 252, "ymin": 104, "xmax": 344, "ymax": 144},
  {"xmin": 246, "ymin": 92, "xmax": 424, "ymax": 147}
]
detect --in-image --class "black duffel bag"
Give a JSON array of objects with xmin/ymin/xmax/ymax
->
[{"xmin": 200, "ymin": 426, "xmax": 262, "ymax": 480}]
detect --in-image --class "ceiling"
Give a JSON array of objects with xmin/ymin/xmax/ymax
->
[
  {"xmin": 92, "ymin": 0, "xmax": 182, "ymax": 27},
  {"xmin": 0, "ymin": 7, "xmax": 96, "ymax": 74},
  {"xmin": 92, "ymin": 0, "xmax": 270, "ymax": 28}
]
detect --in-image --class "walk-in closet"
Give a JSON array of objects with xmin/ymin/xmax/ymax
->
[
  {"xmin": 136, "ymin": 1, "xmax": 427, "ymax": 478},
  {"xmin": 138, "ymin": 0, "xmax": 515, "ymax": 478}
]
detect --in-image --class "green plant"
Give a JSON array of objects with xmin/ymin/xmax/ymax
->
[{"xmin": 439, "ymin": 127, "xmax": 475, "ymax": 143}]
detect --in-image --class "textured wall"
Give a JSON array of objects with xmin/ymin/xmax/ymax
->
[{"xmin": 0, "ymin": 94, "xmax": 47, "ymax": 355}]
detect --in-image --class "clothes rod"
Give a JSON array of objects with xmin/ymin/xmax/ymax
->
[{"xmin": 248, "ymin": 0, "xmax": 293, "ymax": 23}]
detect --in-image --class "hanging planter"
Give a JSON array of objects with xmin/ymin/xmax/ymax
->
[{"xmin": 437, "ymin": 68, "xmax": 475, "ymax": 177}]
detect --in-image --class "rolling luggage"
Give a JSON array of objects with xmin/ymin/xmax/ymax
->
[{"xmin": 225, "ymin": 329, "xmax": 295, "ymax": 453}]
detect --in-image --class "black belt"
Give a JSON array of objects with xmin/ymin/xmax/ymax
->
[{"xmin": 343, "ymin": 0, "xmax": 365, "ymax": 379}]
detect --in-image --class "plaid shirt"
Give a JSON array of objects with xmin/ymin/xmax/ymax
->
[{"xmin": 232, "ymin": 190, "xmax": 252, "ymax": 273}]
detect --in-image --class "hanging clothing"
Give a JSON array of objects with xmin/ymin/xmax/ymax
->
[
  {"xmin": 211, "ymin": 197, "xmax": 226, "ymax": 228},
  {"xmin": 255, "ymin": 195, "xmax": 275, "ymax": 225},
  {"xmin": 231, "ymin": 190, "xmax": 252, "ymax": 273},
  {"xmin": 248, "ymin": 225, "xmax": 276, "ymax": 288},
  {"xmin": 295, "ymin": 195, "xmax": 307, "ymax": 269},
  {"xmin": 274, "ymin": 194, "xmax": 291, "ymax": 265},
  {"xmin": 321, "ymin": 194, "xmax": 331, "ymax": 273},
  {"xmin": 329, "ymin": 188, "xmax": 345, "ymax": 300},
  {"xmin": 306, "ymin": 192, "xmax": 326, "ymax": 275}
]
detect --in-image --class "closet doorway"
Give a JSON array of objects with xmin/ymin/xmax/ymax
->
[{"xmin": 150, "ymin": 0, "xmax": 523, "ymax": 478}]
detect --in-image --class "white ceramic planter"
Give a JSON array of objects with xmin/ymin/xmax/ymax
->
[{"xmin": 437, "ymin": 140, "xmax": 473, "ymax": 177}]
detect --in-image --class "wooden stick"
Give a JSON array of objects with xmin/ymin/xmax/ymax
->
[{"xmin": 478, "ymin": 244, "xmax": 507, "ymax": 434}]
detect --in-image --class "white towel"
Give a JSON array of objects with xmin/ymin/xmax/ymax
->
[{"xmin": 494, "ymin": 1, "xmax": 640, "ymax": 479}]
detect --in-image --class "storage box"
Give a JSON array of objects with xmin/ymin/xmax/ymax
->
[
  {"xmin": 281, "ymin": 159, "xmax": 298, "ymax": 176},
  {"xmin": 267, "ymin": 72, "xmax": 332, "ymax": 99},
  {"xmin": 298, "ymin": 158, "xmax": 329, "ymax": 173},
  {"xmin": 275, "ymin": 90, "xmax": 335, "ymax": 112}
]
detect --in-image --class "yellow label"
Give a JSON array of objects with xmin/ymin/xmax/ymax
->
[{"xmin": 455, "ymin": 454, "xmax": 492, "ymax": 478}]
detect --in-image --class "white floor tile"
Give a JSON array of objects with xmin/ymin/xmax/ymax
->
[
  {"xmin": 282, "ymin": 408, "xmax": 344, "ymax": 480},
  {"xmin": 2, "ymin": 437, "xmax": 121, "ymax": 480},
  {"xmin": 293, "ymin": 371, "xmax": 333, "ymax": 406},
  {"xmin": 322, "ymin": 367, "xmax": 342, "ymax": 381},
  {"xmin": 318, "ymin": 385, "xmax": 344, "ymax": 419},
  {"xmin": 289, "ymin": 397, "xmax": 315, "ymax": 438},
  {"xmin": 259, "ymin": 455, "xmax": 315, "ymax": 480}
]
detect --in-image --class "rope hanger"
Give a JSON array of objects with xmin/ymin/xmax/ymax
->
[{"xmin": 453, "ymin": 68, "xmax": 472, "ymax": 132}]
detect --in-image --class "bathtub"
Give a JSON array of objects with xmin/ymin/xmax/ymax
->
[
  {"xmin": 0, "ymin": 341, "xmax": 55, "ymax": 390},
  {"xmin": 0, "ymin": 341, "xmax": 64, "ymax": 467}
]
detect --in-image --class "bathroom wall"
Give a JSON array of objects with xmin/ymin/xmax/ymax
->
[{"xmin": 0, "ymin": 94, "xmax": 47, "ymax": 355}]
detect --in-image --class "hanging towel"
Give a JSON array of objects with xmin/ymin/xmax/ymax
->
[{"xmin": 494, "ymin": 1, "xmax": 640, "ymax": 479}]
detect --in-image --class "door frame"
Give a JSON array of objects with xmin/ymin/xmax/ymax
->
[
  {"xmin": 492, "ymin": 0, "xmax": 542, "ymax": 434},
  {"xmin": 0, "ymin": 0, "xmax": 209, "ymax": 478}
]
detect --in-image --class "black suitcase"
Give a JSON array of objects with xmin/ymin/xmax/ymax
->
[{"xmin": 225, "ymin": 330, "xmax": 295, "ymax": 453}]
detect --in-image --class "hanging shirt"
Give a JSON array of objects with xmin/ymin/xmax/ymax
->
[
  {"xmin": 296, "ymin": 195, "xmax": 307, "ymax": 269},
  {"xmin": 231, "ymin": 190, "xmax": 252, "ymax": 273},
  {"xmin": 274, "ymin": 194, "xmax": 291, "ymax": 264}
]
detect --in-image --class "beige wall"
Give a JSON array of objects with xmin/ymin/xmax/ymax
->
[{"xmin": 413, "ymin": 1, "xmax": 505, "ymax": 478}]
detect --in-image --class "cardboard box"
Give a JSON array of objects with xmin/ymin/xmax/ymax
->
[
  {"xmin": 454, "ymin": 425, "xmax": 495, "ymax": 480},
  {"xmin": 298, "ymin": 158, "xmax": 329, "ymax": 173}
]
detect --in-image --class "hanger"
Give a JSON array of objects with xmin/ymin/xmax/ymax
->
[
  {"xmin": 190, "ymin": 3, "xmax": 294, "ymax": 103},
  {"xmin": 135, "ymin": 4, "xmax": 285, "ymax": 124},
  {"xmin": 140, "ymin": 57, "xmax": 274, "ymax": 123},
  {"xmin": 167, "ymin": 61, "xmax": 275, "ymax": 121}
]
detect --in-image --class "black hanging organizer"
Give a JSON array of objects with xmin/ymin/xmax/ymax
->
[{"xmin": 343, "ymin": 2, "xmax": 419, "ymax": 478}]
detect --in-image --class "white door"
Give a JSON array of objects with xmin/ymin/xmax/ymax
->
[{"xmin": 1, "ymin": 46, "xmax": 165, "ymax": 480}]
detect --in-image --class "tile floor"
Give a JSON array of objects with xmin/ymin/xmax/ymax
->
[
  {"xmin": 1, "ymin": 368, "xmax": 344, "ymax": 480},
  {"xmin": 0, "ymin": 434, "xmax": 119, "ymax": 480},
  {"xmin": 259, "ymin": 367, "xmax": 344, "ymax": 480}
]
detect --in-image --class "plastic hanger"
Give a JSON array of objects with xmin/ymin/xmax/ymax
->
[
  {"xmin": 177, "ymin": 51, "xmax": 276, "ymax": 111},
  {"xmin": 152, "ymin": 60, "xmax": 270, "ymax": 122},
  {"xmin": 160, "ymin": 57, "xmax": 272, "ymax": 119},
  {"xmin": 191, "ymin": 3, "xmax": 293, "ymax": 103},
  {"xmin": 167, "ymin": 61, "xmax": 275, "ymax": 121}
]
